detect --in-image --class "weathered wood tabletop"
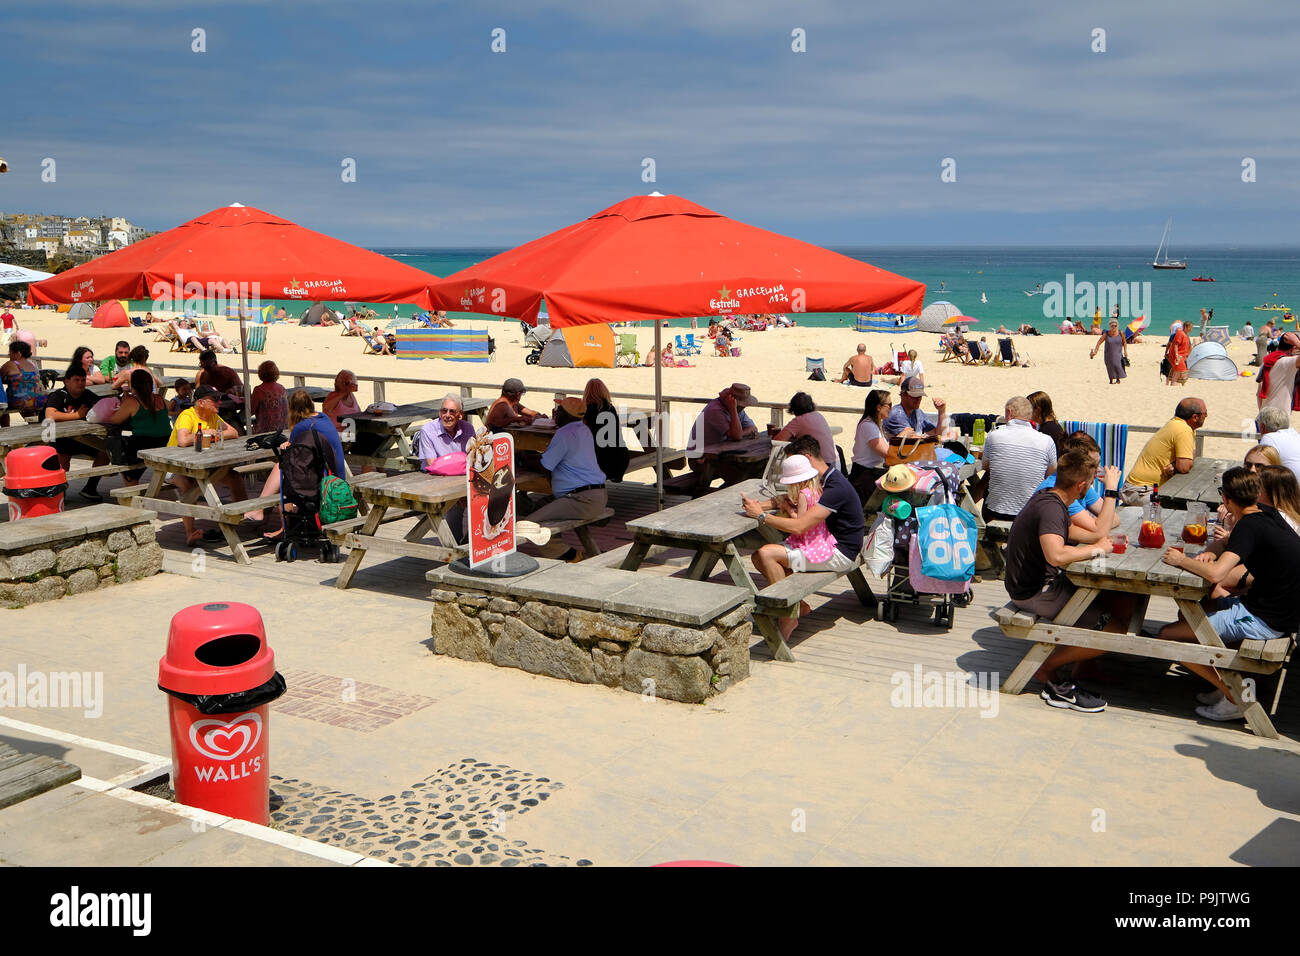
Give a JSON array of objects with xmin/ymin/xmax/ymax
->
[
  {"xmin": 1000, "ymin": 505, "xmax": 1283, "ymax": 738},
  {"xmin": 0, "ymin": 421, "xmax": 107, "ymax": 475},
  {"xmin": 621, "ymin": 477, "xmax": 782, "ymax": 591},
  {"xmin": 342, "ymin": 398, "xmax": 491, "ymax": 470},
  {"xmin": 0, "ymin": 741, "xmax": 81, "ymax": 810},
  {"xmin": 1158, "ymin": 458, "xmax": 1234, "ymax": 508}
]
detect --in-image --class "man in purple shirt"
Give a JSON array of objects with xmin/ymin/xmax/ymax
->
[{"xmin": 415, "ymin": 393, "xmax": 476, "ymax": 466}]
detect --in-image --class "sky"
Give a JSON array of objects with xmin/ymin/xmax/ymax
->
[{"xmin": 3, "ymin": 0, "xmax": 1299, "ymax": 247}]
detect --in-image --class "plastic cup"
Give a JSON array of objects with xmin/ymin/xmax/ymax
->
[{"xmin": 1111, "ymin": 533, "xmax": 1128, "ymax": 554}]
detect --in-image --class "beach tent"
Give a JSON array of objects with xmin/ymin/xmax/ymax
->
[
  {"xmin": 560, "ymin": 325, "xmax": 615, "ymax": 367},
  {"xmin": 91, "ymin": 300, "xmax": 130, "ymax": 328},
  {"xmin": 300, "ymin": 302, "xmax": 332, "ymax": 326},
  {"xmin": 538, "ymin": 334, "xmax": 573, "ymax": 367},
  {"xmin": 856, "ymin": 312, "xmax": 918, "ymax": 333},
  {"xmin": 919, "ymin": 301, "xmax": 963, "ymax": 333},
  {"xmin": 67, "ymin": 302, "xmax": 95, "ymax": 321},
  {"xmin": 428, "ymin": 191, "xmax": 925, "ymax": 505},
  {"xmin": 1186, "ymin": 341, "xmax": 1239, "ymax": 381}
]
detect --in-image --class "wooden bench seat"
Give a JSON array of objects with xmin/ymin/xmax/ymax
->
[
  {"xmin": 65, "ymin": 463, "xmax": 137, "ymax": 481},
  {"xmin": 751, "ymin": 561, "xmax": 875, "ymax": 663},
  {"xmin": 537, "ymin": 506, "xmax": 615, "ymax": 556},
  {"xmin": 109, "ymin": 484, "xmax": 147, "ymax": 499},
  {"xmin": 981, "ymin": 519, "xmax": 1013, "ymax": 577},
  {"xmin": 622, "ymin": 447, "xmax": 687, "ymax": 476},
  {"xmin": 0, "ymin": 742, "xmax": 81, "ymax": 811}
]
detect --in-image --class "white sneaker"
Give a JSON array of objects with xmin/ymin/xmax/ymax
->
[
  {"xmin": 1195, "ymin": 688, "xmax": 1224, "ymax": 706},
  {"xmin": 1196, "ymin": 696, "xmax": 1245, "ymax": 722}
]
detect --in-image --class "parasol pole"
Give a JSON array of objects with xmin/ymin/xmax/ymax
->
[
  {"xmin": 654, "ymin": 319, "xmax": 663, "ymax": 510},
  {"xmin": 238, "ymin": 308, "xmax": 251, "ymax": 422}
]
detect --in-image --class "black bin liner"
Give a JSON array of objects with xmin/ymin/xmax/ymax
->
[
  {"xmin": 4, "ymin": 483, "xmax": 68, "ymax": 498},
  {"xmin": 159, "ymin": 671, "xmax": 287, "ymax": 715}
]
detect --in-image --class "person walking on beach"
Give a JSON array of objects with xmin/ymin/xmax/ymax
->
[
  {"xmin": 1257, "ymin": 331, "xmax": 1300, "ymax": 415},
  {"xmin": 1090, "ymin": 317, "xmax": 1129, "ymax": 384},
  {"xmin": 1165, "ymin": 321, "xmax": 1191, "ymax": 385}
]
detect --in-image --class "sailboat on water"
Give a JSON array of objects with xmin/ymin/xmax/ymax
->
[{"xmin": 1153, "ymin": 217, "xmax": 1187, "ymax": 270}]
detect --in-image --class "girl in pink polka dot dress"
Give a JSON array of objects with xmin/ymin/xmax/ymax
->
[{"xmin": 781, "ymin": 455, "xmax": 837, "ymax": 565}]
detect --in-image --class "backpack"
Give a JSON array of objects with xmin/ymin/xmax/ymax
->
[
  {"xmin": 309, "ymin": 428, "xmax": 357, "ymax": 524},
  {"xmin": 807, "ymin": 366, "xmax": 826, "ymax": 381}
]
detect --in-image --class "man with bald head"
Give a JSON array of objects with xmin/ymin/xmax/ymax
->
[
  {"xmin": 1122, "ymin": 397, "xmax": 1208, "ymax": 505},
  {"xmin": 834, "ymin": 343, "xmax": 875, "ymax": 387}
]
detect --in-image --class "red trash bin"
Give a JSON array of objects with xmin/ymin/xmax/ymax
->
[
  {"xmin": 158, "ymin": 603, "xmax": 286, "ymax": 825},
  {"xmin": 4, "ymin": 446, "xmax": 66, "ymax": 521}
]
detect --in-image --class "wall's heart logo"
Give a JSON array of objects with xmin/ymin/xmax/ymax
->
[{"xmin": 189, "ymin": 713, "xmax": 262, "ymax": 762}]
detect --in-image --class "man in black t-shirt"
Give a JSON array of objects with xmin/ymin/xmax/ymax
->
[
  {"xmin": 1159, "ymin": 466, "xmax": 1300, "ymax": 722},
  {"xmin": 43, "ymin": 366, "xmax": 110, "ymax": 502},
  {"xmin": 1004, "ymin": 450, "xmax": 1133, "ymax": 713},
  {"xmin": 742, "ymin": 434, "xmax": 866, "ymax": 643}
]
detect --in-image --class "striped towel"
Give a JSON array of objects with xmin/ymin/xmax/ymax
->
[{"xmin": 1063, "ymin": 420, "xmax": 1128, "ymax": 494}]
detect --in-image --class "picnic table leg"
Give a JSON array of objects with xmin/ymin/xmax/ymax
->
[
  {"xmin": 334, "ymin": 503, "xmax": 387, "ymax": 589},
  {"xmin": 619, "ymin": 539, "xmax": 651, "ymax": 572},
  {"xmin": 1128, "ymin": 595, "xmax": 1151, "ymax": 635},
  {"xmin": 846, "ymin": 567, "xmax": 877, "ymax": 608},
  {"xmin": 404, "ymin": 515, "xmax": 432, "ymax": 542},
  {"xmin": 1178, "ymin": 599, "xmax": 1279, "ymax": 739},
  {"xmin": 685, "ymin": 549, "xmax": 721, "ymax": 581},
  {"xmin": 720, "ymin": 544, "xmax": 757, "ymax": 593},
  {"xmin": 195, "ymin": 478, "xmax": 254, "ymax": 565},
  {"xmin": 575, "ymin": 525, "xmax": 601, "ymax": 557},
  {"xmin": 753, "ymin": 612, "xmax": 795, "ymax": 663},
  {"xmin": 1001, "ymin": 587, "xmax": 1099, "ymax": 694}
]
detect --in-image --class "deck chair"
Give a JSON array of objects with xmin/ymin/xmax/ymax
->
[
  {"xmin": 615, "ymin": 333, "xmax": 640, "ymax": 367},
  {"xmin": 244, "ymin": 326, "xmax": 267, "ymax": 353},
  {"xmin": 683, "ymin": 333, "xmax": 702, "ymax": 355},
  {"xmin": 992, "ymin": 336, "xmax": 1020, "ymax": 367},
  {"xmin": 362, "ymin": 334, "xmax": 386, "ymax": 355},
  {"xmin": 196, "ymin": 318, "xmax": 217, "ymax": 337},
  {"xmin": 674, "ymin": 334, "xmax": 693, "ymax": 355},
  {"xmin": 805, "ymin": 357, "xmax": 826, "ymax": 381},
  {"xmin": 129, "ymin": 315, "xmax": 146, "ymax": 327},
  {"xmin": 938, "ymin": 333, "xmax": 965, "ymax": 363},
  {"xmin": 967, "ymin": 341, "xmax": 992, "ymax": 365}
]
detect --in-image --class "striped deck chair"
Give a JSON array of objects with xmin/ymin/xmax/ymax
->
[
  {"xmin": 196, "ymin": 319, "xmax": 217, "ymax": 336},
  {"xmin": 244, "ymin": 326, "xmax": 267, "ymax": 353},
  {"xmin": 1063, "ymin": 420, "xmax": 1128, "ymax": 497},
  {"xmin": 992, "ymin": 336, "xmax": 1021, "ymax": 367},
  {"xmin": 805, "ymin": 357, "xmax": 826, "ymax": 380}
]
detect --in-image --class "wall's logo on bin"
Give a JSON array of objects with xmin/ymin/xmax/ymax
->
[{"xmin": 189, "ymin": 713, "xmax": 262, "ymax": 762}]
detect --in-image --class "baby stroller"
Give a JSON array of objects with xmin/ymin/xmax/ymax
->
[
  {"xmin": 272, "ymin": 430, "xmax": 341, "ymax": 564},
  {"xmin": 874, "ymin": 461, "xmax": 974, "ymax": 629}
]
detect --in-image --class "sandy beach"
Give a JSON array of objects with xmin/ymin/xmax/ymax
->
[{"xmin": 9, "ymin": 309, "xmax": 1267, "ymax": 468}]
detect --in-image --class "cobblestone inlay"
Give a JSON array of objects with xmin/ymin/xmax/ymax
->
[
  {"xmin": 273, "ymin": 668, "xmax": 435, "ymax": 732},
  {"xmin": 269, "ymin": 757, "xmax": 593, "ymax": 866}
]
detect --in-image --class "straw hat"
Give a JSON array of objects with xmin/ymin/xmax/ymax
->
[
  {"xmin": 779, "ymin": 454, "xmax": 817, "ymax": 485},
  {"xmin": 881, "ymin": 465, "xmax": 917, "ymax": 493},
  {"xmin": 556, "ymin": 396, "xmax": 586, "ymax": 418}
]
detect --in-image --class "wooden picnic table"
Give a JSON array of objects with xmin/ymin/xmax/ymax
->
[
  {"xmin": 684, "ymin": 434, "xmax": 775, "ymax": 493},
  {"xmin": 331, "ymin": 471, "xmax": 468, "ymax": 589},
  {"xmin": 0, "ymin": 420, "xmax": 108, "ymax": 477},
  {"xmin": 342, "ymin": 397, "xmax": 491, "ymax": 471},
  {"xmin": 621, "ymin": 477, "xmax": 785, "ymax": 592},
  {"xmin": 1158, "ymin": 457, "xmax": 1235, "ymax": 508},
  {"xmin": 129, "ymin": 441, "xmax": 276, "ymax": 565},
  {"xmin": 997, "ymin": 506, "xmax": 1286, "ymax": 738}
]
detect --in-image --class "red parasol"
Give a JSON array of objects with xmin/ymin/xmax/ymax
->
[
  {"xmin": 29, "ymin": 203, "xmax": 437, "ymax": 399},
  {"xmin": 428, "ymin": 193, "xmax": 925, "ymax": 505},
  {"xmin": 428, "ymin": 192, "xmax": 924, "ymax": 326}
]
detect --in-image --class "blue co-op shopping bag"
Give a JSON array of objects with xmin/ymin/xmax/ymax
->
[{"xmin": 914, "ymin": 503, "xmax": 977, "ymax": 582}]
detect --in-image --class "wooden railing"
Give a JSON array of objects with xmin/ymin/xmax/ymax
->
[{"xmin": 38, "ymin": 354, "xmax": 1248, "ymax": 455}]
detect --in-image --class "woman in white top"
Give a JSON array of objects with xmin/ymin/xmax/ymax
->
[
  {"xmin": 849, "ymin": 389, "xmax": 893, "ymax": 505},
  {"xmin": 899, "ymin": 349, "xmax": 924, "ymax": 380}
]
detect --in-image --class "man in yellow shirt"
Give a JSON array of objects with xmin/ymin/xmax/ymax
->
[
  {"xmin": 167, "ymin": 386, "xmax": 246, "ymax": 545},
  {"xmin": 1122, "ymin": 398, "xmax": 1207, "ymax": 505}
]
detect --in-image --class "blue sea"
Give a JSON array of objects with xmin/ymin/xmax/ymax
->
[{"xmin": 133, "ymin": 246, "xmax": 1300, "ymax": 336}]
